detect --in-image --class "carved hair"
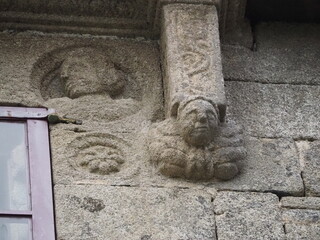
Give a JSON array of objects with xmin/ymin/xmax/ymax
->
[
  {"xmin": 171, "ymin": 95, "xmax": 220, "ymax": 121},
  {"xmin": 60, "ymin": 47, "xmax": 126, "ymax": 96}
]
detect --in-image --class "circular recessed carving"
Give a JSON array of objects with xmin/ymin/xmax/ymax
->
[
  {"xmin": 30, "ymin": 45, "xmax": 142, "ymax": 122},
  {"xmin": 68, "ymin": 133, "xmax": 129, "ymax": 175},
  {"xmin": 31, "ymin": 45, "xmax": 141, "ymax": 101}
]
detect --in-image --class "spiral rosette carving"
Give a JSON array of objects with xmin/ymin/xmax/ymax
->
[{"xmin": 69, "ymin": 133, "xmax": 129, "ymax": 175}]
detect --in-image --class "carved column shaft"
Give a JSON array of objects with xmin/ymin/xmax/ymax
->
[{"xmin": 160, "ymin": 3, "xmax": 226, "ymax": 121}]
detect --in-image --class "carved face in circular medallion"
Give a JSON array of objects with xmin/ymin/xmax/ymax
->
[
  {"xmin": 177, "ymin": 99, "xmax": 219, "ymax": 147},
  {"xmin": 60, "ymin": 54, "xmax": 125, "ymax": 99}
]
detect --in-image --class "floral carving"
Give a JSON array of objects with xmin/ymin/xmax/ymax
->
[{"xmin": 69, "ymin": 133, "xmax": 129, "ymax": 175}]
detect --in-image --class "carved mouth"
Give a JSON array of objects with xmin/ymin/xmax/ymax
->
[
  {"xmin": 65, "ymin": 81, "xmax": 72, "ymax": 89},
  {"xmin": 195, "ymin": 126, "xmax": 208, "ymax": 130}
]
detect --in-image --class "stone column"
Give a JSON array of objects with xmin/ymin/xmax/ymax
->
[{"xmin": 160, "ymin": 2, "xmax": 226, "ymax": 121}]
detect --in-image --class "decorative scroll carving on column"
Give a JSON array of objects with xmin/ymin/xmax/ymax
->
[
  {"xmin": 161, "ymin": 3, "xmax": 226, "ymax": 120},
  {"xmin": 148, "ymin": 3, "xmax": 246, "ymax": 181}
]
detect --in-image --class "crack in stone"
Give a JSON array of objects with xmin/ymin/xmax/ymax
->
[
  {"xmin": 225, "ymin": 78, "xmax": 320, "ymax": 87},
  {"xmin": 294, "ymin": 141, "xmax": 308, "ymax": 197},
  {"xmin": 283, "ymin": 223, "xmax": 287, "ymax": 235},
  {"xmin": 245, "ymin": 135, "xmax": 320, "ymax": 142},
  {"xmin": 216, "ymin": 189, "xmax": 295, "ymax": 198},
  {"xmin": 214, "ymin": 216, "xmax": 219, "ymax": 240}
]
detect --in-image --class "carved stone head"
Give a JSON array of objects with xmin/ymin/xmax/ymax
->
[
  {"xmin": 60, "ymin": 49, "xmax": 126, "ymax": 99},
  {"xmin": 176, "ymin": 96, "xmax": 219, "ymax": 147}
]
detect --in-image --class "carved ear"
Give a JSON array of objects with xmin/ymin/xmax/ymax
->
[
  {"xmin": 59, "ymin": 60, "xmax": 69, "ymax": 79},
  {"xmin": 170, "ymin": 95, "xmax": 184, "ymax": 118},
  {"xmin": 171, "ymin": 101, "xmax": 180, "ymax": 118},
  {"xmin": 218, "ymin": 104, "xmax": 226, "ymax": 123}
]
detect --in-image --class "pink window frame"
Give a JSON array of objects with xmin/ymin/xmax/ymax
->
[{"xmin": 0, "ymin": 107, "xmax": 55, "ymax": 240}]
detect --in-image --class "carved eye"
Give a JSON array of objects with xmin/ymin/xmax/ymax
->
[
  {"xmin": 206, "ymin": 110, "xmax": 215, "ymax": 116},
  {"xmin": 186, "ymin": 109, "xmax": 197, "ymax": 115}
]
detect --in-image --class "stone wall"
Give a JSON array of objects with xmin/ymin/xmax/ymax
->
[{"xmin": 0, "ymin": 16, "xmax": 320, "ymax": 240}]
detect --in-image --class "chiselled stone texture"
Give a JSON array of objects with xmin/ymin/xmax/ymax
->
[
  {"xmin": 55, "ymin": 185, "xmax": 216, "ymax": 240},
  {"xmin": 214, "ymin": 191, "xmax": 285, "ymax": 240},
  {"xmin": 0, "ymin": 32, "xmax": 162, "ymax": 119},
  {"xmin": 213, "ymin": 137, "xmax": 304, "ymax": 196},
  {"xmin": 226, "ymin": 81, "xmax": 320, "ymax": 139},
  {"xmin": 281, "ymin": 197, "xmax": 320, "ymax": 210},
  {"xmin": 0, "ymin": 0, "xmax": 153, "ymax": 37},
  {"xmin": 281, "ymin": 196, "xmax": 320, "ymax": 239},
  {"xmin": 223, "ymin": 23, "xmax": 320, "ymax": 84},
  {"xmin": 68, "ymin": 133, "xmax": 128, "ymax": 175},
  {"xmin": 149, "ymin": 3, "xmax": 246, "ymax": 182},
  {"xmin": 0, "ymin": 32, "xmax": 163, "ymax": 185},
  {"xmin": 161, "ymin": 3, "xmax": 225, "ymax": 118},
  {"xmin": 220, "ymin": 0, "xmax": 247, "ymax": 33},
  {"xmin": 148, "ymin": 116, "xmax": 246, "ymax": 181},
  {"xmin": 282, "ymin": 208, "xmax": 320, "ymax": 240},
  {"xmin": 296, "ymin": 141, "xmax": 320, "ymax": 196},
  {"xmin": 0, "ymin": 0, "xmax": 148, "ymax": 18},
  {"xmin": 50, "ymin": 128, "xmax": 142, "ymax": 185},
  {"xmin": 0, "ymin": 0, "xmax": 242, "ymax": 38},
  {"xmin": 220, "ymin": 0, "xmax": 252, "ymax": 48}
]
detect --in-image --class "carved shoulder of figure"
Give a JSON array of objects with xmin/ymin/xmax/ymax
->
[
  {"xmin": 208, "ymin": 121, "xmax": 247, "ymax": 165},
  {"xmin": 147, "ymin": 118, "xmax": 193, "ymax": 178},
  {"xmin": 148, "ymin": 120, "xmax": 187, "ymax": 158}
]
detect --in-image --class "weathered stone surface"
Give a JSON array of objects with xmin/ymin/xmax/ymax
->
[
  {"xmin": 0, "ymin": 0, "xmax": 149, "ymax": 18},
  {"xmin": 281, "ymin": 196, "xmax": 320, "ymax": 239},
  {"xmin": 50, "ymin": 126, "xmax": 145, "ymax": 185},
  {"xmin": 285, "ymin": 224, "xmax": 320, "ymax": 240},
  {"xmin": 52, "ymin": 128, "xmax": 303, "ymax": 196},
  {"xmin": 296, "ymin": 141, "xmax": 320, "ymax": 196},
  {"xmin": 150, "ymin": 3, "xmax": 246, "ymax": 182},
  {"xmin": 35, "ymin": 44, "xmax": 156, "ymax": 123},
  {"xmin": 283, "ymin": 209, "xmax": 320, "ymax": 225},
  {"xmin": 0, "ymin": 0, "xmax": 245, "ymax": 38},
  {"xmin": 220, "ymin": 0, "xmax": 252, "ymax": 48},
  {"xmin": 214, "ymin": 136, "xmax": 304, "ymax": 196},
  {"xmin": 223, "ymin": 23, "xmax": 320, "ymax": 84},
  {"xmin": 226, "ymin": 81, "xmax": 320, "ymax": 139},
  {"xmin": 221, "ymin": 0, "xmax": 247, "ymax": 32},
  {"xmin": 281, "ymin": 197, "xmax": 320, "ymax": 210},
  {"xmin": 148, "ymin": 114, "xmax": 246, "ymax": 180},
  {"xmin": 0, "ymin": 32, "xmax": 163, "ymax": 118},
  {"xmin": 0, "ymin": 32, "xmax": 164, "ymax": 186},
  {"xmin": 214, "ymin": 191, "xmax": 285, "ymax": 240},
  {"xmin": 0, "ymin": 0, "xmax": 153, "ymax": 37},
  {"xmin": 55, "ymin": 185, "xmax": 216, "ymax": 240},
  {"xmin": 161, "ymin": 3, "xmax": 225, "ymax": 118},
  {"xmin": 282, "ymin": 209, "xmax": 320, "ymax": 240}
]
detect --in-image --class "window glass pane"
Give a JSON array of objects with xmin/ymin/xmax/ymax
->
[
  {"xmin": 0, "ymin": 122, "xmax": 31, "ymax": 211},
  {"xmin": 0, "ymin": 217, "xmax": 32, "ymax": 240}
]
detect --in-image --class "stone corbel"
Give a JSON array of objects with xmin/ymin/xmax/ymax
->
[
  {"xmin": 159, "ymin": 1, "xmax": 226, "ymax": 119},
  {"xmin": 147, "ymin": 1, "xmax": 246, "ymax": 181},
  {"xmin": 153, "ymin": 0, "xmax": 225, "ymax": 42}
]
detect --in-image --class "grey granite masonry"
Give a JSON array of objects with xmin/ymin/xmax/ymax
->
[
  {"xmin": 226, "ymin": 81, "xmax": 320, "ymax": 139},
  {"xmin": 55, "ymin": 185, "xmax": 216, "ymax": 240},
  {"xmin": 222, "ymin": 23, "xmax": 320, "ymax": 85},
  {"xmin": 213, "ymin": 191, "xmax": 285, "ymax": 240}
]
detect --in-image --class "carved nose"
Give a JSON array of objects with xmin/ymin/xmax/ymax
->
[{"xmin": 199, "ymin": 114, "xmax": 207, "ymax": 123}]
